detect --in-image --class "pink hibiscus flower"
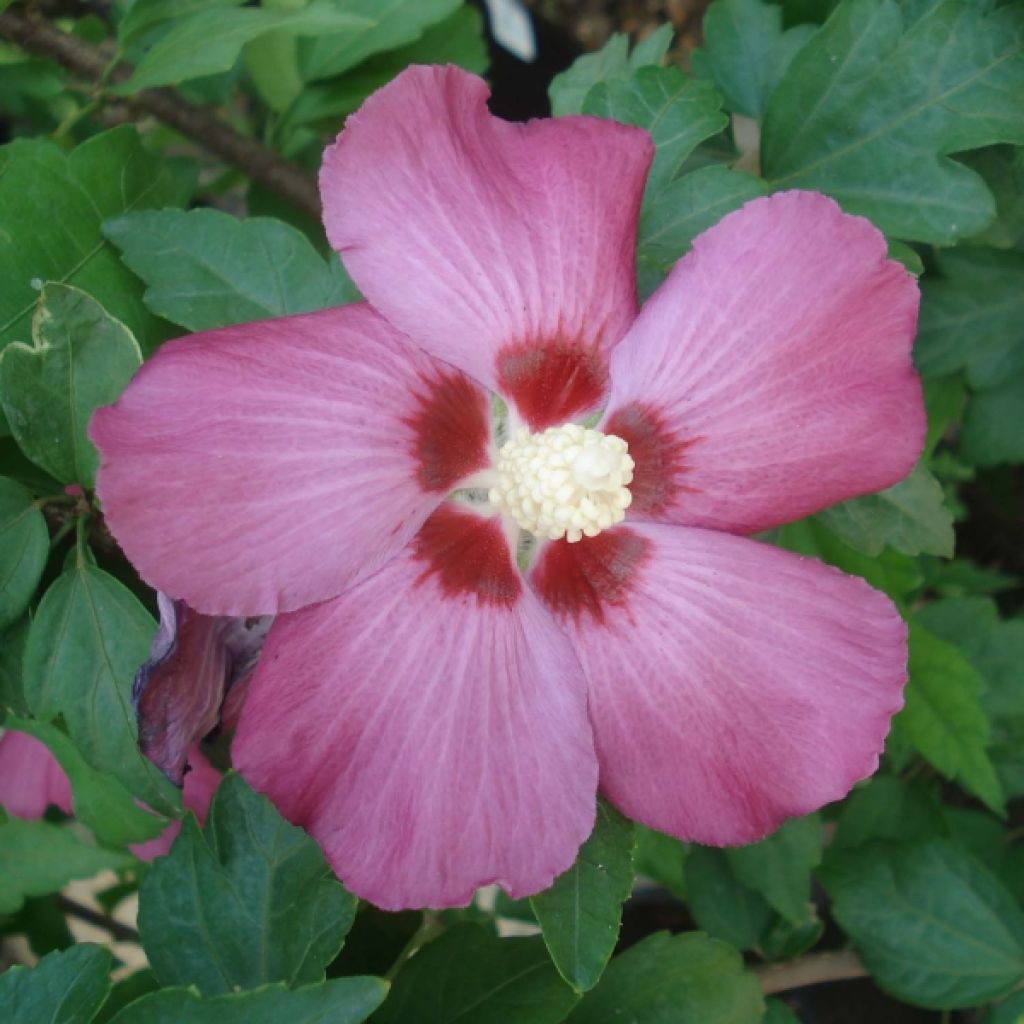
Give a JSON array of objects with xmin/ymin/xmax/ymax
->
[{"xmin": 90, "ymin": 66, "xmax": 924, "ymax": 910}]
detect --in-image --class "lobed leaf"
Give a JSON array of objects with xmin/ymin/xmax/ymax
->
[
  {"xmin": 821, "ymin": 839, "xmax": 1024, "ymax": 1008},
  {"xmin": 0, "ymin": 943, "xmax": 112, "ymax": 1024},
  {"xmin": 548, "ymin": 25, "xmax": 672, "ymax": 117},
  {"xmin": 891, "ymin": 620, "xmax": 1004, "ymax": 814},
  {"xmin": 582, "ymin": 66, "xmax": 727, "ymax": 196},
  {"xmin": 816, "ymin": 464, "xmax": 954, "ymax": 558},
  {"xmin": 692, "ymin": 0, "xmax": 816, "ymax": 118},
  {"xmin": 0, "ymin": 127, "xmax": 186, "ymax": 366},
  {"xmin": 0, "ymin": 284, "xmax": 142, "ymax": 489},
  {"xmin": 763, "ymin": 0, "xmax": 1024, "ymax": 243},
  {"xmin": 104, "ymin": 208, "xmax": 359, "ymax": 332},
  {"xmin": 138, "ymin": 773, "xmax": 355, "ymax": 996}
]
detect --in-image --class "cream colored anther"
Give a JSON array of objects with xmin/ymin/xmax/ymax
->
[{"xmin": 488, "ymin": 423, "xmax": 634, "ymax": 543}]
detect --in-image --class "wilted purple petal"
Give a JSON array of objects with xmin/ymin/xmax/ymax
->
[{"xmin": 134, "ymin": 597, "xmax": 269, "ymax": 785}]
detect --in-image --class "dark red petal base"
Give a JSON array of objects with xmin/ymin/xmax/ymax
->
[
  {"xmin": 531, "ymin": 527, "xmax": 650, "ymax": 624},
  {"xmin": 496, "ymin": 339, "xmax": 609, "ymax": 430},
  {"xmin": 414, "ymin": 504, "xmax": 521, "ymax": 606},
  {"xmin": 404, "ymin": 369, "xmax": 491, "ymax": 492},
  {"xmin": 604, "ymin": 402, "xmax": 700, "ymax": 517}
]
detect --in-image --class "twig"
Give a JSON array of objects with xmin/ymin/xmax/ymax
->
[
  {"xmin": 0, "ymin": 6, "xmax": 321, "ymax": 217},
  {"xmin": 58, "ymin": 895, "xmax": 141, "ymax": 944},
  {"xmin": 754, "ymin": 949, "xmax": 869, "ymax": 995}
]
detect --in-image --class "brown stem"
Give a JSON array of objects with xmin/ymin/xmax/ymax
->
[
  {"xmin": 755, "ymin": 950, "xmax": 869, "ymax": 995},
  {"xmin": 0, "ymin": 6, "xmax": 321, "ymax": 217},
  {"xmin": 58, "ymin": 895, "xmax": 141, "ymax": 944}
]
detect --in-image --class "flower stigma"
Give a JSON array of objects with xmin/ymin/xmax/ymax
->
[{"xmin": 488, "ymin": 423, "xmax": 634, "ymax": 543}]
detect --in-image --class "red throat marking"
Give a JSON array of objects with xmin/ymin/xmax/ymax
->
[
  {"xmin": 604, "ymin": 402, "xmax": 698, "ymax": 516},
  {"xmin": 405, "ymin": 370, "xmax": 491, "ymax": 492},
  {"xmin": 531, "ymin": 528, "xmax": 650, "ymax": 624},
  {"xmin": 496, "ymin": 339, "xmax": 609, "ymax": 430},
  {"xmin": 413, "ymin": 505, "xmax": 521, "ymax": 606}
]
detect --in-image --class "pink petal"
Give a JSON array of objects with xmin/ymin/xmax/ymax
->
[
  {"xmin": 131, "ymin": 744, "xmax": 220, "ymax": 861},
  {"xmin": 320, "ymin": 65, "xmax": 653, "ymax": 429},
  {"xmin": 91, "ymin": 303, "xmax": 491, "ymax": 616},
  {"xmin": 605, "ymin": 191, "xmax": 924, "ymax": 532},
  {"xmin": 531, "ymin": 523, "xmax": 907, "ymax": 845},
  {"xmin": 233, "ymin": 505, "xmax": 598, "ymax": 910},
  {"xmin": 0, "ymin": 731, "xmax": 73, "ymax": 818}
]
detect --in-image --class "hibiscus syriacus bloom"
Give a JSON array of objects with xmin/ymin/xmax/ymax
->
[{"xmin": 91, "ymin": 66, "xmax": 923, "ymax": 910}]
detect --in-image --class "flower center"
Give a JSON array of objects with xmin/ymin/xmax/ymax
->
[{"xmin": 489, "ymin": 423, "xmax": 634, "ymax": 543}]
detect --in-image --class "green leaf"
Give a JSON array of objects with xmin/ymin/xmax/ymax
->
[
  {"xmin": 887, "ymin": 239, "xmax": 924, "ymax": 275},
  {"xmin": 326, "ymin": 906, "xmax": 422, "ymax": 978},
  {"xmin": 961, "ymin": 371, "xmax": 1024, "ymax": 467},
  {"xmin": 821, "ymin": 839, "xmax": 1024, "ymax": 1008},
  {"xmin": 763, "ymin": 998, "xmax": 802, "ymax": 1024},
  {"xmin": 298, "ymin": 0, "xmax": 460, "ymax": 81},
  {"xmin": 244, "ymin": 26, "xmax": 304, "ymax": 114},
  {"xmin": 549, "ymin": 29, "xmax": 670, "ymax": 117},
  {"xmin": 638, "ymin": 164, "xmax": 769, "ymax": 264},
  {"xmin": 107, "ymin": 978, "xmax": 388, "ymax": 1024},
  {"xmin": 923, "ymin": 373, "xmax": 967, "ymax": 457},
  {"xmin": 531, "ymin": 802, "xmax": 635, "ymax": 992},
  {"xmin": 0, "ymin": 816, "xmax": 133, "ymax": 913},
  {"xmin": 917, "ymin": 598, "xmax": 1024, "ymax": 798},
  {"xmin": 4, "ymin": 717, "xmax": 165, "ymax": 846},
  {"xmin": 566, "ymin": 931, "xmax": 764, "ymax": 1023},
  {"xmin": 139, "ymin": 772, "xmax": 355, "ymax": 996},
  {"xmin": 94, "ymin": 970, "xmax": 160, "ymax": 1024},
  {"xmin": 104, "ymin": 209, "xmax": 358, "ymax": 332},
  {"xmin": 634, "ymin": 825, "xmax": 687, "ymax": 900},
  {"xmin": 829, "ymin": 775, "xmax": 945, "ymax": 853},
  {"xmin": 724, "ymin": 815, "xmax": 821, "ymax": 924},
  {"xmin": 692, "ymin": 0, "xmax": 816, "ymax": 118},
  {"xmin": 758, "ymin": 912, "xmax": 824, "ymax": 962},
  {"xmin": 963, "ymin": 144, "xmax": 1024, "ymax": 248},
  {"xmin": 985, "ymin": 989, "xmax": 1024, "ymax": 1024},
  {"xmin": 582, "ymin": 67, "xmax": 727, "ymax": 196},
  {"xmin": 771, "ymin": 515, "xmax": 923, "ymax": 600},
  {"xmin": 891, "ymin": 620, "xmax": 1004, "ymax": 813},
  {"xmin": 0, "ymin": 476, "xmax": 47, "ymax": 630},
  {"xmin": 117, "ymin": 0, "xmax": 243, "ymax": 48},
  {"xmin": 116, "ymin": 1, "xmax": 374, "ymax": 92},
  {"xmin": 0, "ymin": 127, "xmax": 186, "ymax": 361},
  {"xmin": 762, "ymin": 0, "xmax": 1024, "ymax": 244},
  {"xmin": 22, "ymin": 558, "xmax": 180, "ymax": 815},
  {"xmin": 0, "ymin": 614, "xmax": 30, "ymax": 714},
  {"xmin": 926, "ymin": 557, "xmax": 1017, "ymax": 599},
  {"xmin": 916, "ymin": 248, "xmax": 1024, "ymax": 387},
  {"xmin": 375, "ymin": 924, "xmax": 578, "ymax": 1024},
  {"xmin": 278, "ymin": 6, "xmax": 487, "ymax": 145},
  {"xmin": 683, "ymin": 846, "xmax": 774, "ymax": 950},
  {"xmin": 0, "ymin": 284, "xmax": 141, "ymax": 489},
  {"xmin": 0, "ymin": 944, "xmax": 112, "ymax": 1023},
  {"xmin": 816, "ymin": 463, "xmax": 954, "ymax": 558}
]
